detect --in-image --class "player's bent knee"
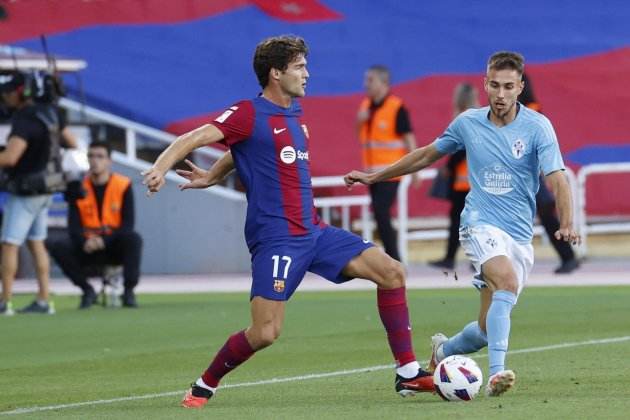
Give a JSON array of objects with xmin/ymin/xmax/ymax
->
[
  {"xmin": 495, "ymin": 277, "xmax": 518, "ymax": 294},
  {"xmin": 380, "ymin": 258, "xmax": 406, "ymax": 289},
  {"xmin": 249, "ymin": 324, "xmax": 281, "ymax": 349}
]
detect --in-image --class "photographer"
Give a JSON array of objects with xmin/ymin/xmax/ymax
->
[{"xmin": 0, "ymin": 70, "xmax": 76, "ymax": 316}]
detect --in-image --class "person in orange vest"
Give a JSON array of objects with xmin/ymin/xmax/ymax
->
[
  {"xmin": 429, "ymin": 83, "xmax": 479, "ymax": 270},
  {"xmin": 48, "ymin": 141, "xmax": 142, "ymax": 308},
  {"xmin": 520, "ymin": 73, "xmax": 579, "ymax": 274},
  {"xmin": 357, "ymin": 65, "xmax": 418, "ymax": 261}
]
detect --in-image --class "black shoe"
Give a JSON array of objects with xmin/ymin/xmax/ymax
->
[
  {"xmin": 122, "ymin": 290, "xmax": 138, "ymax": 308},
  {"xmin": 428, "ymin": 258, "xmax": 455, "ymax": 270},
  {"xmin": 554, "ymin": 259, "xmax": 580, "ymax": 274},
  {"xmin": 79, "ymin": 288, "xmax": 98, "ymax": 309},
  {"xmin": 395, "ymin": 369, "xmax": 434, "ymax": 397},
  {"xmin": 17, "ymin": 300, "xmax": 55, "ymax": 314}
]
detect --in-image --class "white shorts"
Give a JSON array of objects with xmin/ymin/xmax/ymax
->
[{"xmin": 459, "ymin": 224, "xmax": 534, "ymax": 298}]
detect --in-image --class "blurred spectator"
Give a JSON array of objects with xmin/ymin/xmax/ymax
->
[
  {"xmin": 357, "ymin": 65, "xmax": 418, "ymax": 261},
  {"xmin": 429, "ymin": 83, "xmax": 479, "ymax": 270},
  {"xmin": 0, "ymin": 71, "xmax": 76, "ymax": 316},
  {"xmin": 520, "ymin": 73, "xmax": 580, "ymax": 274},
  {"xmin": 47, "ymin": 141, "xmax": 142, "ymax": 308}
]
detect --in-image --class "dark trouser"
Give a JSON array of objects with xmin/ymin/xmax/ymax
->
[
  {"xmin": 369, "ymin": 181, "xmax": 400, "ymax": 261},
  {"xmin": 48, "ymin": 232, "xmax": 143, "ymax": 293},
  {"xmin": 445, "ymin": 191, "xmax": 468, "ymax": 261},
  {"xmin": 536, "ymin": 199, "xmax": 575, "ymax": 263}
]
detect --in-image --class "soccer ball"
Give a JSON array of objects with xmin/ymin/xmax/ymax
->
[{"xmin": 433, "ymin": 355, "xmax": 483, "ymax": 401}]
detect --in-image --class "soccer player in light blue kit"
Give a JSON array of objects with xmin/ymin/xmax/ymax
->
[{"xmin": 345, "ymin": 51, "xmax": 580, "ymax": 397}]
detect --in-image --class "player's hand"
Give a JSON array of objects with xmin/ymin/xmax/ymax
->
[
  {"xmin": 344, "ymin": 170, "xmax": 373, "ymax": 189},
  {"xmin": 554, "ymin": 227, "xmax": 581, "ymax": 245},
  {"xmin": 141, "ymin": 166, "xmax": 166, "ymax": 196},
  {"xmin": 176, "ymin": 159, "xmax": 213, "ymax": 190}
]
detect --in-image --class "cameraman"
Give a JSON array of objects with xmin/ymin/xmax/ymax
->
[{"xmin": 0, "ymin": 71, "xmax": 76, "ymax": 316}]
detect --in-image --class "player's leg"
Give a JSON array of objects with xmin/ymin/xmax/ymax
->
[
  {"xmin": 479, "ymin": 255, "xmax": 518, "ymax": 396},
  {"xmin": 184, "ymin": 239, "xmax": 309, "ymax": 408},
  {"xmin": 184, "ymin": 297, "xmax": 285, "ymax": 408},
  {"xmin": 432, "ymin": 287, "xmax": 491, "ymax": 369},
  {"xmin": 341, "ymin": 246, "xmax": 433, "ymax": 395}
]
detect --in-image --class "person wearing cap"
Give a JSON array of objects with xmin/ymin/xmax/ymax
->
[{"xmin": 0, "ymin": 70, "xmax": 77, "ymax": 316}]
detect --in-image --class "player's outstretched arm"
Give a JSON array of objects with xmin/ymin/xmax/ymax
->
[
  {"xmin": 176, "ymin": 152, "xmax": 235, "ymax": 191},
  {"xmin": 344, "ymin": 143, "xmax": 444, "ymax": 188},
  {"xmin": 546, "ymin": 170, "xmax": 581, "ymax": 245},
  {"xmin": 142, "ymin": 124, "xmax": 225, "ymax": 196}
]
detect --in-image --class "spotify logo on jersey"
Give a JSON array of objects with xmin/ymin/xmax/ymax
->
[
  {"xmin": 280, "ymin": 146, "xmax": 297, "ymax": 164},
  {"xmin": 279, "ymin": 146, "xmax": 309, "ymax": 164}
]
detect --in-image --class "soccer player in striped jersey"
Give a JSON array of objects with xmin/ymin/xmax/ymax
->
[{"xmin": 143, "ymin": 35, "xmax": 433, "ymax": 408}]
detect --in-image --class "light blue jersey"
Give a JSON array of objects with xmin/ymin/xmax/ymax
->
[{"xmin": 434, "ymin": 104, "xmax": 565, "ymax": 243}]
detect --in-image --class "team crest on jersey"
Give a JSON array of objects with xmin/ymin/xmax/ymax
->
[
  {"xmin": 511, "ymin": 138, "xmax": 526, "ymax": 159},
  {"xmin": 273, "ymin": 279, "xmax": 285, "ymax": 293},
  {"xmin": 301, "ymin": 124, "xmax": 309, "ymax": 138}
]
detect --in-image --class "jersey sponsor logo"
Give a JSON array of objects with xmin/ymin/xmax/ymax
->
[
  {"xmin": 512, "ymin": 138, "xmax": 526, "ymax": 159},
  {"xmin": 214, "ymin": 106, "xmax": 239, "ymax": 123},
  {"xmin": 481, "ymin": 164, "xmax": 514, "ymax": 195},
  {"xmin": 279, "ymin": 146, "xmax": 309, "ymax": 164},
  {"xmin": 273, "ymin": 279, "xmax": 285, "ymax": 293},
  {"xmin": 274, "ymin": 127, "xmax": 287, "ymax": 134}
]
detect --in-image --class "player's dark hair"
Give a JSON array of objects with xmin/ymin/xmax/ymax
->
[
  {"xmin": 253, "ymin": 35, "xmax": 308, "ymax": 88},
  {"xmin": 89, "ymin": 140, "xmax": 112, "ymax": 157},
  {"xmin": 487, "ymin": 51, "xmax": 525, "ymax": 76},
  {"xmin": 367, "ymin": 64, "xmax": 390, "ymax": 85}
]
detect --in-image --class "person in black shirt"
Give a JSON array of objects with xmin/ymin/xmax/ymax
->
[
  {"xmin": 47, "ymin": 141, "xmax": 142, "ymax": 308},
  {"xmin": 519, "ymin": 73, "xmax": 580, "ymax": 274},
  {"xmin": 0, "ymin": 71, "xmax": 76, "ymax": 316}
]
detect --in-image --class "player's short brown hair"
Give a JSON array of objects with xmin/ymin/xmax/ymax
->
[
  {"xmin": 487, "ymin": 51, "xmax": 525, "ymax": 76},
  {"xmin": 253, "ymin": 35, "xmax": 308, "ymax": 88}
]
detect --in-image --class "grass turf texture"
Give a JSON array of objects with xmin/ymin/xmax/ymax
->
[{"xmin": 1, "ymin": 286, "xmax": 629, "ymax": 419}]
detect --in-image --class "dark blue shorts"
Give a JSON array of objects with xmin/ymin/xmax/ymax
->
[{"xmin": 250, "ymin": 226, "xmax": 374, "ymax": 301}]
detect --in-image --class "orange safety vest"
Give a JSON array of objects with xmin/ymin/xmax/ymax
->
[
  {"xmin": 358, "ymin": 95, "xmax": 408, "ymax": 181},
  {"xmin": 452, "ymin": 159, "xmax": 470, "ymax": 192},
  {"xmin": 76, "ymin": 173, "xmax": 130, "ymax": 238}
]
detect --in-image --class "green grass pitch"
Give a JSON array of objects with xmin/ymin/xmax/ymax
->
[{"xmin": 1, "ymin": 286, "xmax": 629, "ymax": 419}]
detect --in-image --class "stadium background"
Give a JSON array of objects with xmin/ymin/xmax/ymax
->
[{"xmin": 3, "ymin": 0, "xmax": 630, "ymax": 217}]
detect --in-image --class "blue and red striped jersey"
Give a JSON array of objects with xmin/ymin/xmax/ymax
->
[{"xmin": 210, "ymin": 96, "xmax": 325, "ymax": 249}]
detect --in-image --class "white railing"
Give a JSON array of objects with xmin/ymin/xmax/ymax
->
[
  {"xmin": 311, "ymin": 176, "xmax": 372, "ymax": 242},
  {"xmin": 576, "ymin": 162, "xmax": 630, "ymax": 256}
]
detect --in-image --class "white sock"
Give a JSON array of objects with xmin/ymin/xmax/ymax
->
[
  {"xmin": 195, "ymin": 378, "xmax": 217, "ymax": 393},
  {"xmin": 436, "ymin": 344, "xmax": 445, "ymax": 362},
  {"xmin": 396, "ymin": 361, "xmax": 421, "ymax": 378},
  {"xmin": 36, "ymin": 299, "xmax": 48, "ymax": 306}
]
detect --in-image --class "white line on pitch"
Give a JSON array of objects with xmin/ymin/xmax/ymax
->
[{"xmin": 2, "ymin": 335, "xmax": 629, "ymax": 416}]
